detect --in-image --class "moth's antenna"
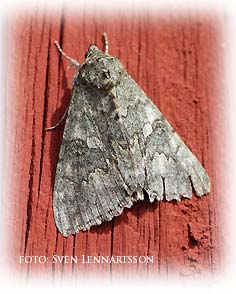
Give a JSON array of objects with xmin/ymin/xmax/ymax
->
[
  {"xmin": 103, "ymin": 32, "xmax": 109, "ymax": 54},
  {"xmin": 54, "ymin": 40, "xmax": 80, "ymax": 69}
]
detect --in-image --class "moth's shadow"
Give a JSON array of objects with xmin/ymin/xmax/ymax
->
[
  {"xmin": 89, "ymin": 192, "xmax": 181, "ymax": 236},
  {"xmin": 49, "ymin": 66, "xmax": 71, "ymax": 189},
  {"xmin": 89, "ymin": 196, "xmax": 161, "ymax": 236}
]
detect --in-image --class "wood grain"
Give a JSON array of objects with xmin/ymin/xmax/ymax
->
[{"xmin": 5, "ymin": 6, "xmax": 226, "ymax": 280}]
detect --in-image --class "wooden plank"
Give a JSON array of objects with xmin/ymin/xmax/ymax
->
[{"xmin": 5, "ymin": 7, "xmax": 225, "ymax": 280}]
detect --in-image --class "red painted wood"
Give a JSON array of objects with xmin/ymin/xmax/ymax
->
[{"xmin": 5, "ymin": 7, "xmax": 225, "ymax": 280}]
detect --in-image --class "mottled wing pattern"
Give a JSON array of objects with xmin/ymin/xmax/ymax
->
[
  {"xmin": 53, "ymin": 72, "xmax": 210, "ymax": 237},
  {"xmin": 115, "ymin": 75, "xmax": 210, "ymax": 201},
  {"xmin": 53, "ymin": 77, "xmax": 143, "ymax": 236}
]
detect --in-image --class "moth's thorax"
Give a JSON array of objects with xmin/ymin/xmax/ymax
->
[{"xmin": 77, "ymin": 45, "xmax": 124, "ymax": 90}]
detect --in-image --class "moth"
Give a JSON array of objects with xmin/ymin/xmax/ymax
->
[{"xmin": 48, "ymin": 33, "xmax": 210, "ymax": 237}]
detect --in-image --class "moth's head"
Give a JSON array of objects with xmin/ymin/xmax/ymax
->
[{"xmin": 78, "ymin": 44, "xmax": 124, "ymax": 90}]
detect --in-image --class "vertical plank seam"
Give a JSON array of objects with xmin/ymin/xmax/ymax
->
[
  {"xmin": 158, "ymin": 204, "xmax": 161, "ymax": 274},
  {"xmin": 24, "ymin": 16, "xmax": 36, "ymax": 256},
  {"xmin": 51, "ymin": 9, "xmax": 66, "ymax": 279},
  {"xmin": 109, "ymin": 220, "xmax": 114, "ymax": 281},
  {"xmin": 42, "ymin": 41, "xmax": 52, "ymax": 239},
  {"xmin": 72, "ymin": 235, "xmax": 76, "ymax": 275}
]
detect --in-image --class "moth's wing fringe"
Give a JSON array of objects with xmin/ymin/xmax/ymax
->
[
  {"xmin": 54, "ymin": 187, "xmax": 143, "ymax": 237},
  {"xmin": 53, "ymin": 149, "xmax": 210, "ymax": 237}
]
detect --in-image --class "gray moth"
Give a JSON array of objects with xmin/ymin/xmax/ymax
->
[{"xmin": 50, "ymin": 34, "xmax": 210, "ymax": 237}]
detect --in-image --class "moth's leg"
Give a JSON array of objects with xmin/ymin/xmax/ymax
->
[
  {"xmin": 45, "ymin": 41, "xmax": 79, "ymax": 131},
  {"xmin": 54, "ymin": 40, "xmax": 80, "ymax": 69},
  {"xmin": 45, "ymin": 105, "xmax": 69, "ymax": 131},
  {"xmin": 103, "ymin": 32, "xmax": 109, "ymax": 54}
]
